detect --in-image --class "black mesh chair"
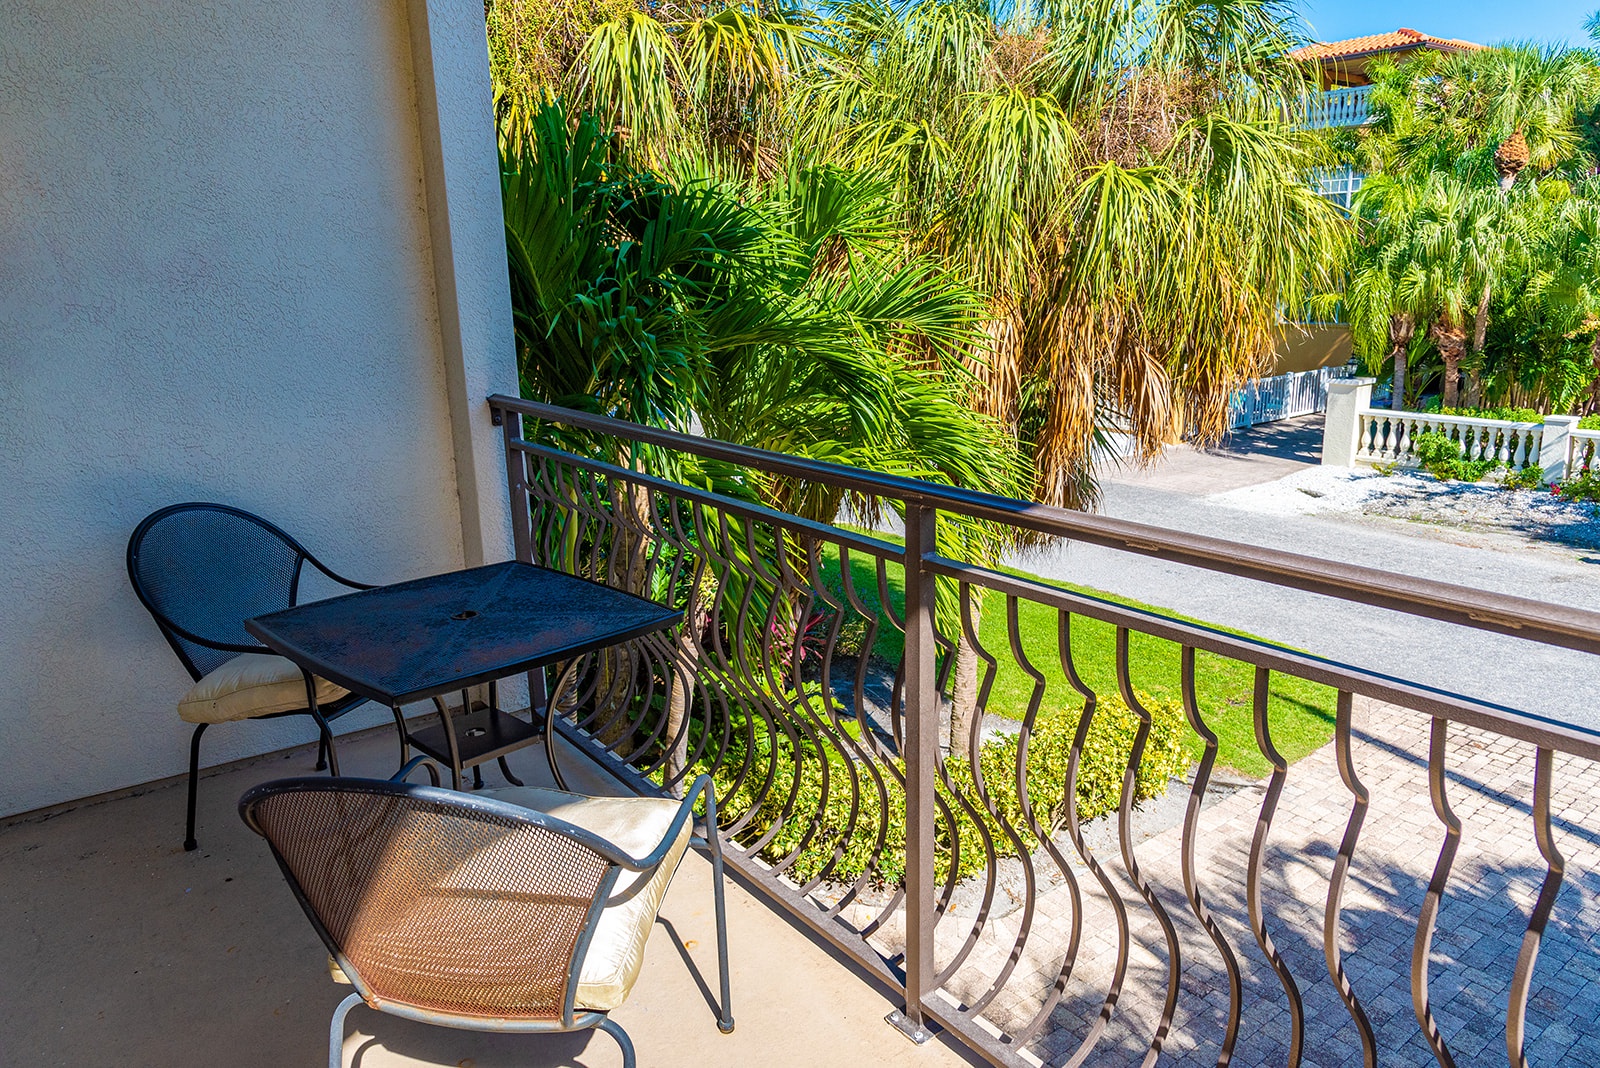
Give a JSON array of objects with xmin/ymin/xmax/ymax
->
[
  {"xmin": 127, "ymin": 502, "xmax": 372, "ymax": 850},
  {"xmin": 239, "ymin": 772, "xmax": 733, "ymax": 1068}
]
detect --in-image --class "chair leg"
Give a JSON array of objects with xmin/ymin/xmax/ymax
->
[
  {"xmin": 327, "ymin": 991, "xmax": 362, "ymax": 1068},
  {"xmin": 596, "ymin": 1017, "xmax": 636, "ymax": 1068},
  {"xmin": 314, "ymin": 734, "xmax": 329, "ymax": 772},
  {"xmin": 184, "ymin": 723, "xmax": 208, "ymax": 851},
  {"xmin": 704, "ymin": 792, "xmax": 734, "ymax": 1034}
]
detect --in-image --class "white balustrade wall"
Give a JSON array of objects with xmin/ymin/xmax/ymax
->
[
  {"xmin": 1355, "ymin": 410, "xmax": 1545, "ymax": 470},
  {"xmin": 1569, "ymin": 428, "xmax": 1600, "ymax": 474}
]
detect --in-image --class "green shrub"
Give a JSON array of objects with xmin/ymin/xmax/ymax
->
[
  {"xmin": 1557, "ymin": 468, "xmax": 1600, "ymax": 503},
  {"xmin": 1424, "ymin": 402, "xmax": 1543, "ymax": 423},
  {"xmin": 699, "ymin": 692, "xmax": 1189, "ymax": 888},
  {"xmin": 1412, "ymin": 430, "xmax": 1496, "ymax": 482},
  {"xmin": 1500, "ymin": 464, "xmax": 1547, "ymax": 491},
  {"xmin": 1578, "ymin": 414, "xmax": 1600, "ymax": 431}
]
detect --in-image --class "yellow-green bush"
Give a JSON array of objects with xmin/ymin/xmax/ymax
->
[{"xmin": 698, "ymin": 691, "xmax": 1189, "ymax": 888}]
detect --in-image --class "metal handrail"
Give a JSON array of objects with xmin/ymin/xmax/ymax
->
[
  {"xmin": 489, "ymin": 393, "xmax": 1599, "ymax": 1067},
  {"xmin": 490, "ymin": 394, "xmax": 1600, "ymax": 656}
]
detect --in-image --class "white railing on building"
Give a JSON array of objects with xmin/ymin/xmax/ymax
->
[
  {"xmin": 1321, "ymin": 378, "xmax": 1585, "ymax": 479},
  {"xmin": 1305, "ymin": 84, "xmax": 1374, "ymax": 128},
  {"xmin": 1229, "ymin": 366, "xmax": 1345, "ymax": 429}
]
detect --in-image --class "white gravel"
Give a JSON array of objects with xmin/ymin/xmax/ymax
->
[{"xmin": 1209, "ymin": 466, "xmax": 1600, "ymax": 551}]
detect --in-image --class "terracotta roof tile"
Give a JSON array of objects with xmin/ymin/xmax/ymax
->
[{"xmin": 1290, "ymin": 28, "xmax": 1486, "ymax": 62}]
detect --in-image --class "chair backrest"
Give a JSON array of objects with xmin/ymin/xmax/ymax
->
[
  {"xmin": 240, "ymin": 778, "xmax": 621, "ymax": 1024},
  {"xmin": 126, "ymin": 503, "xmax": 313, "ymax": 679}
]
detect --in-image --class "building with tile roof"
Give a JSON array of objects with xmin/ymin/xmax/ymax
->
[{"xmin": 1292, "ymin": 27, "xmax": 1487, "ymax": 88}]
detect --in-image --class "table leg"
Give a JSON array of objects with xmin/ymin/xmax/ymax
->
[
  {"xmin": 390, "ymin": 705, "xmax": 411, "ymax": 770},
  {"xmin": 486, "ymin": 680, "xmax": 526, "ymax": 787},
  {"xmin": 302, "ymin": 670, "xmax": 339, "ymax": 776},
  {"xmin": 433, "ymin": 694, "xmax": 464, "ymax": 791}
]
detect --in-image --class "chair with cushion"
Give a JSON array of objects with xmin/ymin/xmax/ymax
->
[
  {"xmin": 127, "ymin": 502, "xmax": 372, "ymax": 850},
  {"xmin": 238, "ymin": 772, "xmax": 734, "ymax": 1068}
]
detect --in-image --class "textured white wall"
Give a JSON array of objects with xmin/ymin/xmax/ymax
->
[{"xmin": 0, "ymin": 0, "xmax": 516, "ymax": 816}]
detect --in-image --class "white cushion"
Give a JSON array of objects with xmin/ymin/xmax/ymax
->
[
  {"xmin": 176, "ymin": 652, "xmax": 348, "ymax": 724},
  {"xmin": 481, "ymin": 787, "xmax": 691, "ymax": 1013}
]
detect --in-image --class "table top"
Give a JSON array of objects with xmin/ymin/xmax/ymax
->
[{"xmin": 245, "ymin": 561, "xmax": 682, "ymax": 706}]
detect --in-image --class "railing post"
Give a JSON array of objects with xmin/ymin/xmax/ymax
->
[
  {"xmin": 891, "ymin": 499, "xmax": 939, "ymax": 1043},
  {"xmin": 495, "ymin": 404, "xmax": 547, "ymax": 715},
  {"xmin": 1540, "ymin": 415, "xmax": 1579, "ymax": 482},
  {"xmin": 497, "ymin": 405, "xmax": 533, "ymax": 563},
  {"xmin": 1323, "ymin": 376, "xmax": 1375, "ymax": 466}
]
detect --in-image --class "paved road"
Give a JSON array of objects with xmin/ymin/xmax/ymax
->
[{"xmin": 1014, "ymin": 416, "xmax": 1600, "ymax": 733}]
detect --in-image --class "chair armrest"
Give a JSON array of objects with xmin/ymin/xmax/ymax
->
[
  {"xmin": 604, "ymin": 775, "xmax": 721, "ymax": 873},
  {"xmin": 303, "ymin": 553, "xmax": 377, "ymax": 592},
  {"xmin": 391, "ymin": 755, "xmax": 445, "ymax": 784}
]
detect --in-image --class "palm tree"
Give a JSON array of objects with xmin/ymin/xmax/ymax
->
[
  {"xmin": 792, "ymin": 0, "xmax": 1347, "ymax": 506},
  {"xmin": 550, "ymin": 0, "xmax": 1347, "ymax": 507},
  {"xmin": 1352, "ymin": 44, "xmax": 1598, "ymax": 405},
  {"xmin": 1405, "ymin": 177, "xmax": 1499, "ymax": 409},
  {"xmin": 501, "ymin": 101, "xmax": 1030, "ymax": 761}
]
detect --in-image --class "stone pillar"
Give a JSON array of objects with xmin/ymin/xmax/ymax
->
[
  {"xmin": 1540, "ymin": 415, "xmax": 1579, "ymax": 482},
  {"xmin": 1322, "ymin": 377, "xmax": 1376, "ymax": 466}
]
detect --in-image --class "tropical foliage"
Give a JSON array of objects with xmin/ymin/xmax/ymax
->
[
  {"xmin": 491, "ymin": 0, "xmax": 1347, "ymax": 507},
  {"xmin": 1342, "ymin": 42, "xmax": 1600, "ymax": 414}
]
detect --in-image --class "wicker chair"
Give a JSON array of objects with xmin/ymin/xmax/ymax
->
[
  {"xmin": 239, "ymin": 772, "xmax": 734, "ymax": 1068},
  {"xmin": 127, "ymin": 502, "xmax": 372, "ymax": 850}
]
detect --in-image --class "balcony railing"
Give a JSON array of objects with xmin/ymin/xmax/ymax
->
[
  {"xmin": 1305, "ymin": 84, "xmax": 1374, "ymax": 129},
  {"xmin": 489, "ymin": 395, "xmax": 1600, "ymax": 1067}
]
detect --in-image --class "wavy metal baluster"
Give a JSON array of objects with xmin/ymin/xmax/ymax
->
[
  {"xmin": 837, "ymin": 550, "xmax": 916, "ymax": 939},
  {"xmin": 932, "ymin": 582, "xmax": 1004, "ymax": 990},
  {"xmin": 1178, "ymin": 647, "xmax": 1244, "ymax": 1065},
  {"xmin": 1009, "ymin": 604, "xmax": 1087, "ymax": 1053},
  {"xmin": 1324, "ymin": 690, "xmax": 1377, "ymax": 1068},
  {"xmin": 799, "ymin": 539, "xmax": 890, "ymax": 903},
  {"xmin": 1114, "ymin": 628, "xmax": 1182, "ymax": 1067},
  {"xmin": 1412, "ymin": 717, "xmax": 1460, "ymax": 1068},
  {"xmin": 1247, "ymin": 666, "xmax": 1304, "ymax": 1067},
  {"xmin": 940, "ymin": 592, "xmax": 1038, "ymax": 1016},
  {"xmin": 1507, "ymin": 746, "xmax": 1564, "ymax": 1068},
  {"xmin": 1056, "ymin": 611, "xmax": 1129, "ymax": 1068}
]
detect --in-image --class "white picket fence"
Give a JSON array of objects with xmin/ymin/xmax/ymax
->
[
  {"xmin": 1229, "ymin": 367, "xmax": 1343, "ymax": 429},
  {"xmin": 1355, "ymin": 410, "xmax": 1545, "ymax": 470}
]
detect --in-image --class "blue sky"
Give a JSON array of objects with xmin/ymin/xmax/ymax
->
[{"xmin": 1298, "ymin": 0, "xmax": 1595, "ymax": 48}]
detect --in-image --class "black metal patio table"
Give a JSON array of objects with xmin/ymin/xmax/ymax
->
[{"xmin": 245, "ymin": 561, "xmax": 682, "ymax": 791}]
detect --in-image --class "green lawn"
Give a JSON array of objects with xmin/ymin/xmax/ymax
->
[{"xmin": 817, "ymin": 542, "xmax": 1337, "ymax": 778}]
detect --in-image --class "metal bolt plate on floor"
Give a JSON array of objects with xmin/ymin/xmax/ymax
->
[{"xmin": 886, "ymin": 1009, "xmax": 932, "ymax": 1045}]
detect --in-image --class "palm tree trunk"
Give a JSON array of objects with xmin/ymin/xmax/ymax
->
[
  {"xmin": 949, "ymin": 595, "xmax": 982, "ymax": 762},
  {"xmin": 1389, "ymin": 313, "xmax": 1414, "ymax": 410},
  {"xmin": 1431, "ymin": 321, "xmax": 1467, "ymax": 410},
  {"xmin": 1588, "ymin": 333, "xmax": 1600, "ymax": 415},
  {"xmin": 1468, "ymin": 280, "xmax": 1491, "ymax": 407}
]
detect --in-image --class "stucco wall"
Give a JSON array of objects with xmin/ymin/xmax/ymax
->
[
  {"xmin": 1273, "ymin": 324, "xmax": 1353, "ymax": 375},
  {"xmin": 0, "ymin": 0, "xmax": 516, "ymax": 816}
]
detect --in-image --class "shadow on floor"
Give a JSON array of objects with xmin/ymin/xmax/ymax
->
[{"xmin": 1214, "ymin": 414, "xmax": 1324, "ymax": 464}]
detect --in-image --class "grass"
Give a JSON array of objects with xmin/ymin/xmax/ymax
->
[{"xmin": 817, "ymin": 541, "xmax": 1338, "ymax": 778}]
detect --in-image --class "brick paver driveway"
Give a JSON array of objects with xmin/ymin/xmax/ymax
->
[{"xmin": 914, "ymin": 699, "xmax": 1600, "ymax": 1066}]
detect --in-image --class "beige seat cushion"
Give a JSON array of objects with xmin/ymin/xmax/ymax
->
[
  {"xmin": 327, "ymin": 787, "xmax": 691, "ymax": 1015},
  {"xmin": 484, "ymin": 787, "xmax": 691, "ymax": 1013},
  {"xmin": 177, "ymin": 652, "xmax": 348, "ymax": 724}
]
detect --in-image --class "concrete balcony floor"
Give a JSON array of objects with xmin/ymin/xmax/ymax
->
[{"xmin": 1, "ymin": 726, "xmax": 974, "ymax": 1068}]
